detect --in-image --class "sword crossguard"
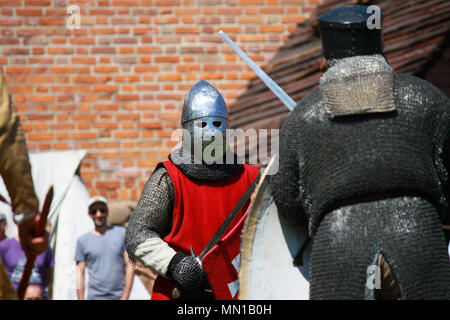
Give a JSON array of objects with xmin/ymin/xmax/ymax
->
[{"xmin": 190, "ymin": 246, "xmax": 202, "ymax": 266}]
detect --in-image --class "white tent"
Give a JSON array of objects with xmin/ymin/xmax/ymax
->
[{"xmin": 0, "ymin": 150, "xmax": 150, "ymax": 300}]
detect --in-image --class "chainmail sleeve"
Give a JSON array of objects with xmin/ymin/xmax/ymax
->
[
  {"xmin": 426, "ymin": 78, "xmax": 450, "ymax": 225},
  {"xmin": 269, "ymin": 92, "xmax": 320, "ymax": 229},
  {"xmin": 125, "ymin": 165, "xmax": 176, "ymax": 276}
]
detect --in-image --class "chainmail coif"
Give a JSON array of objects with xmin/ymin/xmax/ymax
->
[{"xmin": 169, "ymin": 147, "xmax": 242, "ymax": 181}]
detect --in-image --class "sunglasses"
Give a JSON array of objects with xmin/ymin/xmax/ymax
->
[{"xmin": 89, "ymin": 208, "xmax": 107, "ymax": 215}]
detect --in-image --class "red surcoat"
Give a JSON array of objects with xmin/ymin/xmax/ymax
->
[{"xmin": 151, "ymin": 160, "xmax": 259, "ymax": 300}]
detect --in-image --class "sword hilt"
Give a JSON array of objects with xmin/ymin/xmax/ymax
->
[{"xmin": 190, "ymin": 246, "xmax": 202, "ymax": 266}]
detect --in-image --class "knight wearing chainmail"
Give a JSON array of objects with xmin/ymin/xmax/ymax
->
[
  {"xmin": 125, "ymin": 80, "xmax": 259, "ymax": 300},
  {"xmin": 270, "ymin": 5, "xmax": 450, "ymax": 299}
]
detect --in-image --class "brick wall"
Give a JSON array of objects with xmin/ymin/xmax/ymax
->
[{"xmin": 1, "ymin": 0, "xmax": 322, "ymax": 201}]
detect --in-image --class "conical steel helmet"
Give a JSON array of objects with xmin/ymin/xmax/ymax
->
[
  {"xmin": 180, "ymin": 81, "xmax": 229, "ymax": 162},
  {"xmin": 181, "ymin": 80, "xmax": 228, "ymax": 127}
]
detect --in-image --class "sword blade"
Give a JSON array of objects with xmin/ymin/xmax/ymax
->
[{"xmin": 219, "ymin": 30, "xmax": 296, "ymax": 111}]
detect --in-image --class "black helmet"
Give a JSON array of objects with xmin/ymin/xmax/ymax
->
[{"xmin": 318, "ymin": 5, "xmax": 383, "ymax": 60}]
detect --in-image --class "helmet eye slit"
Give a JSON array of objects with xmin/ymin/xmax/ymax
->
[
  {"xmin": 196, "ymin": 121, "xmax": 207, "ymax": 128},
  {"xmin": 213, "ymin": 121, "xmax": 222, "ymax": 128}
]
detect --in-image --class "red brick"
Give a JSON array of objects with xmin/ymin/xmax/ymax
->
[
  {"xmin": 112, "ymin": 0, "xmax": 139, "ymax": 5},
  {"xmin": 39, "ymin": 17, "xmax": 64, "ymax": 25},
  {"xmin": 238, "ymin": 0, "xmax": 263, "ymax": 4},
  {"xmin": 50, "ymin": 66, "xmax": 77, "ymax": 73},
  {"xmin": 157, "ymin": 73, "xmax": 182, "ymax": 81},
  {"xmin": 175, "ymin": 26, "xmax": 201, "ymax": 34},
  {"xmin": 70, "ymin": 37, "xmax": 95, "ymax": 45},
  {"xmin": 25, "ymin": 0, "xmax": 50, "ymax": 4},
  {"xmin": 111, "ymin": 17, "xmax": 135, "ymax": 25},
  {"xmin": 116, "ymin": 113, "xmax": 140, "ymax": 120},
  {"xmin": 260, "ymin": 25, "xmax": 284, "ymax": 33},
  {"xmin": 281, "ymin": 15, "xmax": 306, "ymax": 23},
  {"xmin": 154, "ymin": 16, "xmax": 178, "ymax": 24},
  {"xmin": 17, "ymin": 8, "xmax": 42, "ymax": 16},
  {"xmin": 155, "ymin": 0, "xmax": 179, "ymax": 5},
  {"xmin": 116, "ymin": 95, "xmax": 139, "ymax": 101},
  {"xmin": 0, "ymin": 37, "xmax": 16, "ymax": 46},
  {"xmin": 93, "ymin": 104, "xmax": 119, "ymax": 111},
  {"xmin": 72, "ymin": 75, "xmax": 97, "ymax": 83},
  {"xmin": 200, "ymin": 73, "xmax": 223, "ymax": 80},
  {"xmin": 114, "ymin": 131, "xmax": 139, "ymax": 138},
  {"xmin": 10, "ymin": 86, "xmax": 33, "ymax": 93},
  {"xmin": 96, "ymin": 142, "xmax": 121, "ymax": 149},
  {"xmin": 154, "ymin": 55, "xmax": 180, "ymax": 63},
  {"xmin": 138, "ymin": 121, "xmax": 162, "ymax": 129},
  {"xmin": 137, "ymin": 46, "xmax": 162, "ymax": 54},
  {"xmin": 260, "ymin": 7, "xmax": 284, "ymax": 14},
  {"xmin": 135, "ymin": 84, "xmax": 159, "ymax": 91},
  {"xmin": 4, "ymin": 48, "xmax": 29, "ymax": 55},
  {"xmin": 134, "ymin": 65, "xmax": 159, "ymax": 73},
  {"xmin": 45, "ymin": 8, "xmax": 66, "ymax": 15},
  {"xmin": 71, "ymin": 57, "xmax": 96, "ymax": 64},
  {"xmin": 93, "ymin": 84, "xmax": 118, "ymax": 92},
  {"xmin": 114, "ymin": 37, "xmax": 137, "ymax": 44},
  {"xmin": 72, "ymin": 132, "xmax": 97, "ymax": 140},
  {"xmin": 238, "ymin": 16, "xmax": 263, "ymax": 23},
  {"xmin": 90, "ymin": 27, "xmax": 115, "ymax": 35},
  {"xmin": 96, "ymin": 181, "xmax": 121, "ymax": 189},
  {"xmin": 0, "ymin": 18, "xmax": 21, "ymax": 26},
  {"xmin": 94, "ymin": 66, "xmax": 119, "ymax": 73},
  {"xmin": 137, "ymin": 160, "xmax": 158, "ymax": 168},
  {"xmin": 17, "ymin": 29, "xmax": 43, "ymax": 37},
  {"xmin": 29, "ymin": 57, "xmax": 53, "ymax": 64},
  {"xmin": 117, "ymin": 151, "xmax": 141, "ymax": 159},
  {"xmin": 239, "ymin": 34, "xmax": 266, "ymax": 42},
  {"xmin": 175, "ymin": 8, "xmax": 201, "ymax": 15},
  {"xmin": 90, "ymin": 9, "xmax": 115, "ymax": 15},
  {"xmin": 91, "ymin": 47, "xmax": 116, "ymax": 54},
  {"xmin": 48, "ymin": 47, "xmax": 74, "ymax": 54},
  {"xmin": 50, "ymin": 123, "xmax": 76, "ymax": 130},
  {"xmin": 0, "ymin": 0, "xmax": 21, "ymax": 5},
  {"xmin": 52, "ymin": 85, "xmax": 77, "ymax": 93},
  {"xmin": 93, "ymin": 122, "xmax": 119, "ymax": 129},
  {"xmin": 28, "ymin": 95, "xmax": 55, "ymax": 102},
  {"xmin": 28, "ymin": 132, "xmax": 54, "ymax": 141}
]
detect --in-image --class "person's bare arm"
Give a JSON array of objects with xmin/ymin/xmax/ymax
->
[
  {"xmin": 121, "ymin": 251, "xmax": 134, "ymax": 300},
  {"xmin": 134, "ymin": 266, "xmax": 156, "ymax": 295},
  {"xmin": 76, "ymin": 261, "xmax": 86, "ymax": 300}
]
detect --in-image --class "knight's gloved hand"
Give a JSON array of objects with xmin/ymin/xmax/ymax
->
[{"xmin": 166, "ymin": 252, "xmax": 208, "ymax": 292}]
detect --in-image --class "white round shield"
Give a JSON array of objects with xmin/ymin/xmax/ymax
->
[{"xmin": 239, "ymin": 156, "xmax": 311, "ymax": 300}]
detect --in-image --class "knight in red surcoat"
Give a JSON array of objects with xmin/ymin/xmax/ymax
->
[{"xmin": 125, "ymin": 80, "xmax": 259, "ymax": 300}]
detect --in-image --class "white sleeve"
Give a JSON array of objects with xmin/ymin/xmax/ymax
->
[{"xmin": 134, "ymin": 237, "xmax": 177, "ymax": 276}]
